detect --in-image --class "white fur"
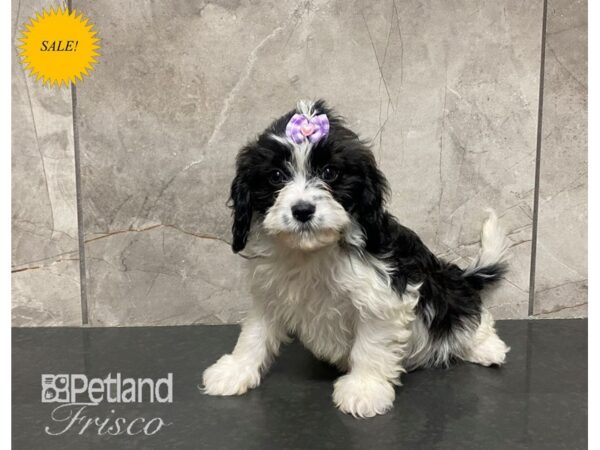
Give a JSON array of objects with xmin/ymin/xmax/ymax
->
[
  {"xmin": 402, "ymin": 306, "xmax": 509, "ymax": 371},
  {"xmin": 463, "ymin": 308, "xmax": 510, "ymax": 366},
  {"xmin": 202, "ymin": 310, "xmax": 287, "ymax": 395},
  {"xmin": 267, "ymin": 133, "xmax": 293, "ymax": 148},
  {"xmin": 464, "ymin": 209, "xmax": 510, "ymax": 275},
  {"xmin": 262, "ymin": 177, "xmax": 350, "ymax": 251},
  {"xmin": 297, "ymin": 99, "xmax": 316, "ymax": 117},
  {"xmin": 333, "ymin": 373, "xmax": 396, "ymax": 418},
  {"xmin": 204, "ymin": 233, "xmax": 421, "ymax": 417}
]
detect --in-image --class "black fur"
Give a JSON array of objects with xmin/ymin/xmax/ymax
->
[
  {"xmin": 229, "ymin": 117, "xmax": 294, "ymax": 252},
  {"xmin": 229, "ymin": 99, "xmax": 505, "ymax": 343}
]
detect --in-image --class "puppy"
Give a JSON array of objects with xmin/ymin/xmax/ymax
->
[{"xmin": 203, "ymin": 99, "xmax": 510, "ymax": 418}]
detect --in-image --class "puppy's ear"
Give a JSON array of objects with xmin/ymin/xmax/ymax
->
[
  {"xmin": 356, "ymin": 153, "xmax": 389, "ymax": 250},
  {"xmin": 229, "ymin": 170, "xmax": 252, "ymax": 253}
]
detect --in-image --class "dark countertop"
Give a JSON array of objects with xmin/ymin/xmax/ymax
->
[{"xmin": 13, "ymin": 320, "xmax": 587, "ymax": 449}]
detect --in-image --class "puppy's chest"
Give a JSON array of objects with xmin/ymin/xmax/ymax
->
[
  {"xmin": 285, "ymin": 288, "xmax": 356, "ymax": 364},
  {"xmin": 251, "ymin": 254, "xmax": 360, "ymax": 363}
]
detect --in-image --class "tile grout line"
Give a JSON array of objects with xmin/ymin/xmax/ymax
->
[
  {"xmin": 528, "ymin": 0, "xmax": 549, "ymax": 317},
  {"xmin": 71, "ymin": 83, "xmax": 88, "ymax": 326},
  {"xmin": 68, "ymin": 0, "xmax": 88, "ymax": 326}
]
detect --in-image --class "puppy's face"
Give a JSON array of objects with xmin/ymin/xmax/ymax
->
[{"xmin": 230, "ymin": 100, "xmax": 388, "ymax": 253}]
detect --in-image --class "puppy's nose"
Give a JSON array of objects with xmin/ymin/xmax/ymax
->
[{"xmin": 291, "ymin": 201, "xmax": 316, "ymax": 223}]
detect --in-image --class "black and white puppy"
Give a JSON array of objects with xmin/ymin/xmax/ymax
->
[{"xmin": 203, "ymin": 99, "xmax": 510, "ymax": 418}]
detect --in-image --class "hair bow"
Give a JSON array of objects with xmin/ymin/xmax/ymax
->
[{"xmin": 285, "ymin": 113, "xmax": 330, "ymax": 144}]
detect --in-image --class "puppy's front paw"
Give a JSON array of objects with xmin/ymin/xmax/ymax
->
[
  {"xmin": 202, "ymin": 354, "xmax": 261, "ymax": 396},
  {"xmin": 333, "ymin": 374, "xmax": 395, "ymax": 418}
]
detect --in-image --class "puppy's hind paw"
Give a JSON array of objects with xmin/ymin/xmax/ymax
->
[
  {"xmin": 202, "ymin": 354, "xmax": 261, "ymax": 396},
  {"xmin": 465, "ymin": 335, "xmax": 510, "ymax": 367},
  {"xmin": 333, "ymin": 374, "xmax": 395, "ymax": 418}
]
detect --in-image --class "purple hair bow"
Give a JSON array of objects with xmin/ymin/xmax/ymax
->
[{"xmin": 285, "ymin": 113, "xmax": 330, "ymax": 144}]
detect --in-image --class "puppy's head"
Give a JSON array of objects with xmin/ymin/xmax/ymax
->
[{"xmin": 229, "ymin": 99, "xmax": 389, "ymax": 253}]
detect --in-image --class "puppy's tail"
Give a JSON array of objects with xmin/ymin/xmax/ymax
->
[{"xmin": 462, "ymin": 209, "xmax": 509, "ymax": 291}]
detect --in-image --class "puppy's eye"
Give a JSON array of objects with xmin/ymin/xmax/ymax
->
[
  {"xmin": 269, "ymin": 169, "xmax": 287, "ymax": 186},
  {"xmin": 320, "ymin": 166, "xmax": 339, "ymax": 183}
]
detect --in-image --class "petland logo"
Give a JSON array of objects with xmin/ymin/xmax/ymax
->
[{"xmin": 41, "ymin": 373, "xmax": 173, "ymax": 437}]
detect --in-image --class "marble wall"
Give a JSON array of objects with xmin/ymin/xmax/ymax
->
[
  {"xmin": 532, "ymin": 0, "xmax": 588, "ymax": 318},
  {"xmin": 12, "ymin": 0, "xmax": 587, "ymax": 326},
  {"xmin": 11, "ymin": 0, "xmax": 82, "ymax": 326}
]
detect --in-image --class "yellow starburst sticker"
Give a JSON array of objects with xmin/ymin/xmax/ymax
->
[{"xmin": 18, "ymin": 6, "xmax": 100, "ymax": 87}]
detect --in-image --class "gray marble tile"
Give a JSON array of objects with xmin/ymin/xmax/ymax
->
[
  {"xmin": 11, "ymin": 0, "xmax": 82, "ymax": 326},
  {"xmin": 84, "ymin": 225, "xmax": 251, "ymax": 326},
  {"xmin": 532, "ymin": 0, "xmax": 587, "ymax": 318},
  {"xmin": 12, "ymin": 262, "xmax": 82, "ymax": 327},
  {"xmin": 76, "ymin": 0, "xmax": 544, "ymax": 325}
]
